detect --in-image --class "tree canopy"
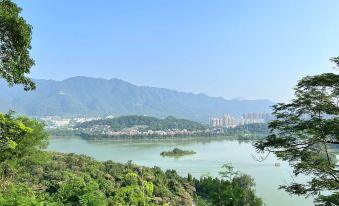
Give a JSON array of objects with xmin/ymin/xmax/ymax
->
[
  {"xmin": 0, "ymin": 0, "xmax": 35, "ymax": 90},
  {"xmin": 0, "ymin": 0, "xmax": 37, "ymax": 163},
  {"xmin": 0, "ymin": 112, "xmax": 49, "ymax": 163},
  {"xmin": 194, "ymin": 164, "xmax": 263, "ymax": 206},
  {"xmin": 255, "ymin": 58, "xmax": 339, "ymax": 205}
]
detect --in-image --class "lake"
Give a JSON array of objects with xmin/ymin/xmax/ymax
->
[{"xmin": 48, "ymin": 136, "xmax": 312, "ymax": 206}]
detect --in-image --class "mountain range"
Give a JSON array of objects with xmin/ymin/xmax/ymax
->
[{"xmin": 0, "ymin": 76, "xmax": 274, "ymax": 122}]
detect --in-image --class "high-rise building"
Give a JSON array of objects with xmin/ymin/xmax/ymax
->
[
  {"xmin": 210, "ymin": 112, "xmax": 274, "ymax": 127},
  {"xmin": 209, "ymin": 113, "xmax": 238, "ymax": 128}
]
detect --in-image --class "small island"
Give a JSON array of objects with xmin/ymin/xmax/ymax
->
[{"xmin": 160, "ymin": 148, "xmax": 196, "ymax": 157}]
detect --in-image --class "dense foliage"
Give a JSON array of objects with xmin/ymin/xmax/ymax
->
[
  {"xmin": 223, "ymin": 123, "xmax": 269, "ymax": 140},
  {"xmin": 0, "ymin": 112, "xmax": 48, "ymax": 163},
  {"xmin": 255, "ymin": 58, "xmax": 339, "ymax": 205},
  {"xmin": 194, "ymin": 164, "xmax": 263, "ymax": 206},
  {"xmin": 225, "ymin": 123, "xmax": 269, "ymax": 135},
  {"xmin": 0, "ymin": 0, "xmax": 35, "ymax": 90},
  {"xmin": 0, "ymin": 152, "xmax": 196, "ymax": 205},
  {"xmin": 78, "ymin": 115, "xmax": 208, "ymax": 131}
]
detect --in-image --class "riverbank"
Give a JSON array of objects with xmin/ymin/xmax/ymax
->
[
  {"xmin": 49, "ymin": 128, "xmax": 267, "ymax": 142},
  {"xmin": 48, "ymin": 122, "xmax": 269, "ymax": 141}
]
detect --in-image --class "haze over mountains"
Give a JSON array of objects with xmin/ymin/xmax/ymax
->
[{"xmin": 0, "ymin": 76, "xmax": 274, "ymax": 122}]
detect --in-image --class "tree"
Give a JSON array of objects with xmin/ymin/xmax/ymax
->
[
  {"xmin": 0, "ymin": 112, "xmax": 35, "ymax": 163},
  {"xmin": 0, "ymin": 0, "xmax": 35, "ymax": 91},
  {"xmin": 0, "ymin": 182, "xmax": 43, "ymax": 206},
  {"xmin": 0, "ymin": 113, "xmax": 49, "ymax": 162},
  {"xmin": 255, "ymin": 57, "xmax": 339, "ymax": 205},
  {"xmin": 194, "ymin": 165, "xmax": 263, "ymax": 206},
  {"xmin": 0, "ymin": 0, "xmax": 37, "ymax": 161},
  {"xmin": 56, "ymin": 173, "xmax": 107, "ymax": 206}
]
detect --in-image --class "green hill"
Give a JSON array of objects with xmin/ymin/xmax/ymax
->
[{"xmin": 78, "ymin": 115, "xmax": 208, "ymax": 131}]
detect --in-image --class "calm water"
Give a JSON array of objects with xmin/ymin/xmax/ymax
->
[{"xmin": 48, "ymin": 136, "xmax": 312, "ymax": 206}]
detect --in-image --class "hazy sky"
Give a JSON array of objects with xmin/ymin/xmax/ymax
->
[{"xmin": 16, "ymin": 0, "xmax": 339, "ymax": 101}]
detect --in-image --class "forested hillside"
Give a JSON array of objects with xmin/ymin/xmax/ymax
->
[{"xmin": 77, "ymin": 115, "xmax": 208, "ymax": 131}]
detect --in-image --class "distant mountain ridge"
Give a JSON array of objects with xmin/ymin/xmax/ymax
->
[{"xmin": 0, "ymin": 76, "xmax": 274, "ymax": 122}]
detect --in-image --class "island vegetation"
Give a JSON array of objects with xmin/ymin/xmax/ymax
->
[{"xmin": 160, "ymin": 148, "xmax": 196, "ymax": 157}]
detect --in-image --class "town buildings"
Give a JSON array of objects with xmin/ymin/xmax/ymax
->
[{"xmin": 210, "ymin": 112, "xmax": 274, "ymax": 128}]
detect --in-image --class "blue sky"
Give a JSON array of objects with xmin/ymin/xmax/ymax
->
[{"xmin": 16, "ymin": 0, "xmax": 339, "ymax": 101}]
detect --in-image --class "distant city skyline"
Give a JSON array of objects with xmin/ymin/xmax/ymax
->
[
  {"xmin": 15, "ymin": 0, "xmax": 339, "ymax": 101},
  {"xmin": 210, "ymin": 112, "xmax": 274, "ymax": 128}
]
